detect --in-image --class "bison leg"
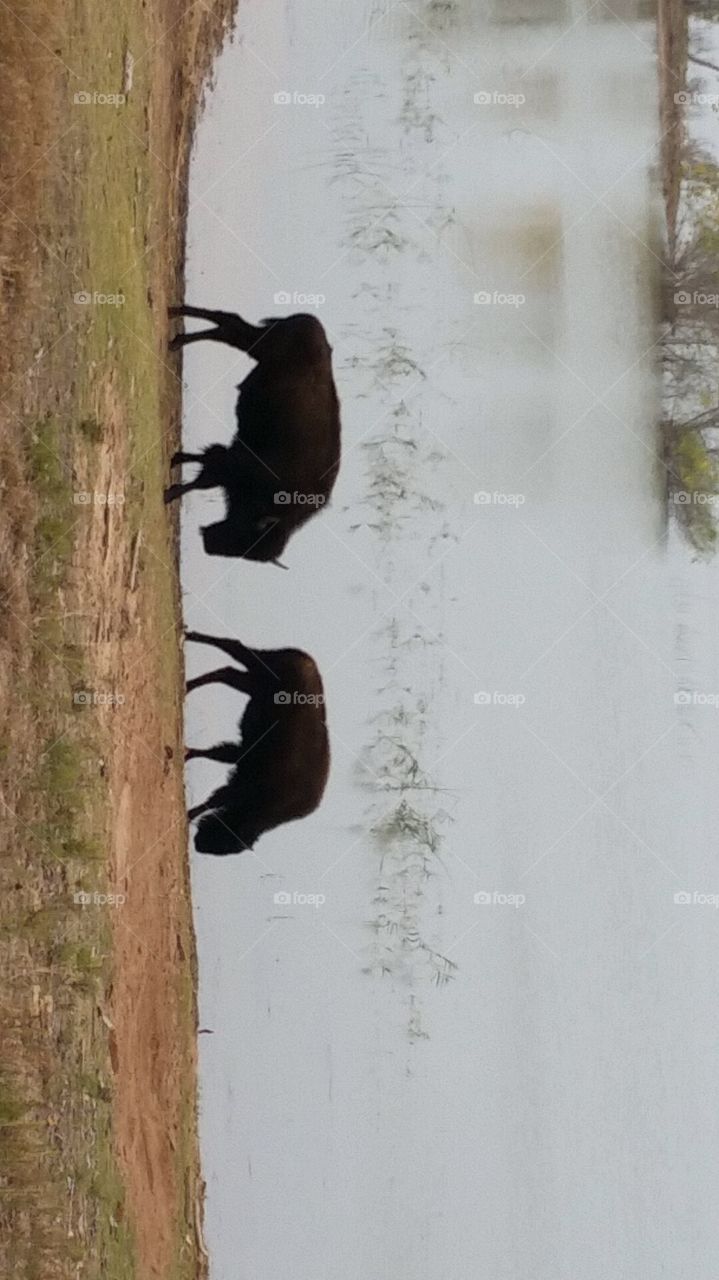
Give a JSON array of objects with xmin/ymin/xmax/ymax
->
[
  {"xmin": 169, "ymin": 327, "xmax": 222, "ymax": 352},
  {"xmin": 185, "ymin": 631, "xmax": 260, "ymax": 669},
  {"xmin": 188, "ymin": 800, "xmax": 212, "ymax": 821},
  {"xmin": 188, "ymin": 781, "xmax": 237, "ymax": 822},
  {"xmin": 186, "ymin": 742, "xmax": 240, "ymax": 764},
  {"xmin": 164, "ymin": 480, "xmax": 201, "ymax": 504},
  {"xmin": 171, "ymin": 450, "xmax": 203, "ymax": 468},
  {"xmin": 170, "ymin": 305, "xmax": 237, "ymax": 323},
  {"xmin": 186, "ymin": 667, "xmax": 253, "ymax": 696},
  {"xmin": 164, "ymin": 463, "xmax": 221, "ymax": 503},
  {"xmin": 168, "ymin": 306, "xmax": 265, "ymax": 355}
]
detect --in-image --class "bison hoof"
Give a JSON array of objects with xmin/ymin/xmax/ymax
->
[
  {"xmin": 167, "ymin": 305, "xmax": 183, "ymax": 317},
  {"xmin": 168, "ymin": 334, "xmax": 183, "ymax": 353}
]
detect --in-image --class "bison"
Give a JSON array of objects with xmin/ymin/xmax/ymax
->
[
  {"xmin": 165, "ymin": 305, "xmax": 341, "ymax": 565},
  {"xmin": 184, "ymin": 630, "xmax": 330, "ymax": 855}
]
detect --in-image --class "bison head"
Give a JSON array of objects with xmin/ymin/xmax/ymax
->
[
  {"xmin": 194, "ymin": 810, "xmax": 262, "ymax": 856},
  {"xmin": 201, "ymin": 514, "xmax": 290, "ymax": 566}
]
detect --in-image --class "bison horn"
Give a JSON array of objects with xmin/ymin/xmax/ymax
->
[{"xmin": 271, "ymin": 559, "xmax": 289, "ymax": 570}]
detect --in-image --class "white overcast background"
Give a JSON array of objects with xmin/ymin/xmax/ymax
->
[{"xmin": 175, "ymin": 3, "xmax": 719, "ymax": 1278}]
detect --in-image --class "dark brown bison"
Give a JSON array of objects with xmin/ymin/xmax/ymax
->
[
  {"xmin": 184, "ymin": 630, "xmax": 330, "ymax": 855},
  {"xmin": 165, "ymin": 305, "xmax": 341, "ymax": 565}
]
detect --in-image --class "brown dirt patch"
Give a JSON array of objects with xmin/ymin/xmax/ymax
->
[{"xmin": 70, "ymin": 386, "xmax": 191, "ymax": 1279}]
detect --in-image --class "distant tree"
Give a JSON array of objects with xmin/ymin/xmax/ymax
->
[{"xmin": 685, "ymin": 0, "xmax": 719, "ymax": 18}]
